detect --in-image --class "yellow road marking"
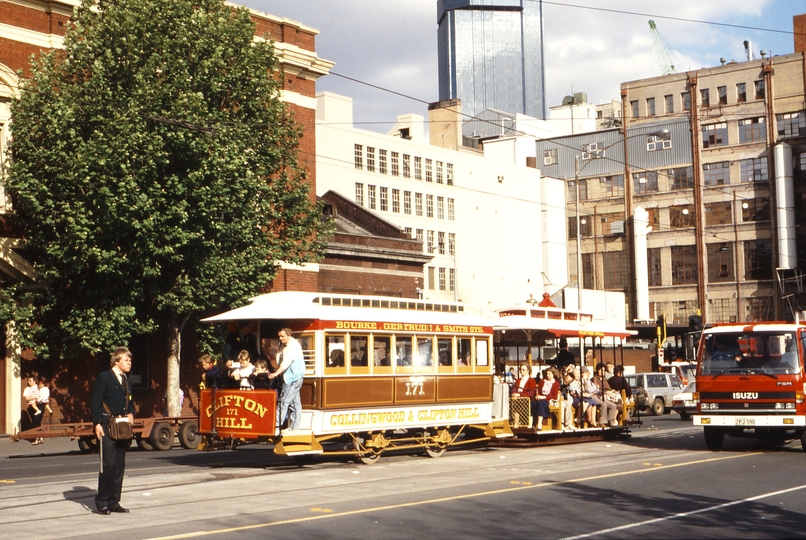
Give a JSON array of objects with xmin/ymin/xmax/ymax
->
[{"xmin": 149, "ymin": 452, "xmax": 761, "ymax": 540}]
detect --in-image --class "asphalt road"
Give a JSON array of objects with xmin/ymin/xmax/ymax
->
[{"xmin": 2, "ymin": 415, "xmax": 805, "ymax": 539}]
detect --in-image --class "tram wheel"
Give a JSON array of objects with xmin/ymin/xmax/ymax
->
[
  {"xmin": 352, "ymin": 438, "xmax": 381, "ymax": 465},
  {"xmin": 149, "ymin": 422, "xmax": 175, "ymax": 451},
  {"xmin": 78, "ymin": 436, "xmax": 99, "ymax": 454},
  {"xmin": 424, "ymin": 428, "xmax": 451, "ymax": 458},
  {"xmin": 178, "ymin": 420, "xmax": 201, "ymax": 449}
]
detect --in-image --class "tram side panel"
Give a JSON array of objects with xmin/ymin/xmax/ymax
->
[{"xmin": 199, "ymin": 390, "xmax": 278, "ymax": 440}]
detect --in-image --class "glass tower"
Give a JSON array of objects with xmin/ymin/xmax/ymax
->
[{"xmin": 437, "ymin": 0, "xmax": 546, "ymax": 119}]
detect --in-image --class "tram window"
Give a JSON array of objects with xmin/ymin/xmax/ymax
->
[
  {"xmin": 438, "ymin": 337, "xmax": 453, "ymax": 366},
  {"xmin": 298, "ymin": 334, "xmax": 315, "ymax": 373},
  {"xmin": 326, "ymin": 335, "xmax": 345, "ymax": 369},
  {"xmin": 476, "ymin": 338, "xmax": 489, "ymax": 367},
  {"xmin": 417, "ymin": 336, "xmax": 433, "ymax": 367},
  {"xmin": 458, "ymin": 338, "xmax": 472, "ymax": 366},
  {"xmin": 374, "ymin": 336, "xmax": 391, "ymax": 366},
  {"xmin": 350, "ymin": 335, "xmax": 369, "ymax": 367},
  {"xmin": 396, "ymin": 336, "xmax": 413, "ymax": 367}
]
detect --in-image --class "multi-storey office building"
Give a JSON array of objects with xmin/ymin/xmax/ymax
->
[
  {"xmin": 437, "ymin": 0, "xmax": 546, "ymax": 120},
  {"xmin": 316, "ymin": 92, "xmax": 567, "ymax": 316},
  {"xmin": 537, "ymin": 41, "xmax": 806, "ymax": 326}
]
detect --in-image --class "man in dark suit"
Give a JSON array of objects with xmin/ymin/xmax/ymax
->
[{"xmin": 91, "ymin": 347, "xmax": 135, "ymax": 515}]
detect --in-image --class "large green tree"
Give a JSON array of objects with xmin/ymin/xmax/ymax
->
[{"xmin": 7, "ymin": 0, "xmax": 331, "ymax": 414}]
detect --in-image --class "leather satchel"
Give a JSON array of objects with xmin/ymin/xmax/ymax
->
[{"xmin": 106, "ymin": 415, "xmax": 133, "ymax": 440}]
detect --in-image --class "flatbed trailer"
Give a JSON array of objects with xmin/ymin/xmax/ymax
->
[{"xmin": 11, "ymin": 416, "xmax": 200, "ymax": 453}]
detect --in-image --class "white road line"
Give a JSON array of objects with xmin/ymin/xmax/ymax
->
[{"xmin": 562, "ymin": 483, "xmax": 806, "ymax": 539}]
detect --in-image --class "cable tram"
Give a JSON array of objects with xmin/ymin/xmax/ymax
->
[{"xmin": 197, "ymin": 291, "xmax": 512, "ymax": 463}]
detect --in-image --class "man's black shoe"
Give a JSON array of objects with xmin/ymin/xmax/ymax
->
[
  {"xmin": 97, "ymin": 507, "xmax": 111, "ymax": 515},
  {"xmin": 109, "ymin": 505, "xmax": 129, "ymax": 513}
]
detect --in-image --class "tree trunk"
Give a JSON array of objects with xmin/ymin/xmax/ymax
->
[{"xmin": 166, "ymin": 318, "xmax": 182, "ymax": 417}]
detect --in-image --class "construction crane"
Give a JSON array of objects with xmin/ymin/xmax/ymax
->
[{"xmin": 649, "ymin": 20, "xmax": 677, "ymax": 76}]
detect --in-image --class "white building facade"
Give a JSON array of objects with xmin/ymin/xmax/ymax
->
[{"xmin": 315, "ymin": 92, "xmax": 567, "ymax": 317}]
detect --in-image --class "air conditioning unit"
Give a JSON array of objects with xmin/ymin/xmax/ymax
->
[
  {"xmin": 611, "ymin": 220, "xmax": 625, "ymax": 234},
  {"xmin": 544, "ymin": 155, "xmax": 556, "ymax": 165}
]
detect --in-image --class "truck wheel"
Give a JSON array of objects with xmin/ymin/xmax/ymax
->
[
  {"xmin": 178, "ymin": 421, "xmax": 201, "ymax": 449},
  {"xmin": 704, "ymin": 428, "xmax": 724, "ymax": 451},
  {"xmin": 679, "ymin": 412, "xmax": 692, "ymax": 421},
  {"xmin": 651, "ymin": 398, "xmax": 665, "ymax": 416},
  {"xmin": 149, "ymin": 422, "xmax": 175, "ymax": 451},
  {"xmin": 801, "ymin": 431, "xmax": 806, "ymax": 452}
]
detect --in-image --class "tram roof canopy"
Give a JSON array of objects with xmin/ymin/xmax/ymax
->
[
  {"xmin": 202, "ymin": 291, "xmax": 497, "ymax": 328},
  {"xmin": 493, "ymin": 305, "xmax": 635, "ymax": 339}
]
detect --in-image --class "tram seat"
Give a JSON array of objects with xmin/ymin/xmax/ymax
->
[
  {"xmin": 620, "ymin": 390, "xmax": 634, "ymax": 425},
  {"xmin": 509, "ymin": 396, "xmax": 532, "ymax": 428},
  {"xmin": 548, "ymin": 397, "xmax": 563, "ymax": 430}
]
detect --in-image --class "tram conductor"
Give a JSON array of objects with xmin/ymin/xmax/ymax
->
[{"xmin": 90, "ymin": 347, "xmax": 135, "ymax": 515}]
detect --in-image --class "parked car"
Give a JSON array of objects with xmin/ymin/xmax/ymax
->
[
  {"xmin": 659, "ymin": 361, "xmax": 697, "ymax": 386},
  {"xmin": 671, "ymin": 381, "xmax": 697, "ymax": 420},
  {"xmin": 625, "ymin": 372, "xmax": 684, "ymax": 416}
]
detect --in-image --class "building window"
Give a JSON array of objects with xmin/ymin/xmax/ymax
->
[
  {"xmin": 647, "ymin": 135, "xmax": 671, "ymax": 152},
  {"xmin": 603, "ymin": 251, "xmax": 626, "ymax": 290},
  {"xmin": 391, "ymin": 151, "xmax": 399, "ymax": 176},
  {"xmin": 798, "ymin": 153, "xmax": 806, "ymax": 180},
  {"xmin": 707, "ymin": 242, "xmax": 734, "ymax": 282},
  {"xmin": 717, "ymin": 86, "xmax": 727, "ymax": 105},
  {"xmin": 427, "ymin": 231, "xmax": 435, "ymax": 254},
  {"xmin": 414, "ymin": 157, "xmax": 422, "ymax": 180},
  {"xmin": 648, "ymin": 248, "xmax": 662, "ymax": 287},
  {"xmin": 631, "ymin": 100, "xmax": 639, "ymax": 118},
  {"xmin": 633, "ymin": 171, "xmax": 658, "ymax": 194},
  {"xmin": 702, "ymin": 123, "xmax": 728, "ymax": 148},
  {"xmin": 705, "ymin": 201, "xmax": 732, "ymax": 226},
  {"xmin": 777, "ymin": 111, "xmax": 806, "ymax": 138},
  {"xmin": 354, "ymin": 144, "xmax": 363, "ymax": 169},
  {"xmin": 425, "ymin": 159, "xmax": 433, "ymax": 182},
  {"xmin": 646, "ymin": 207, "xmax": 659, "ymax": 229},
  {"xmin": 746, "ymin": 297, "xmax": 773, "ymax": 322},
  {"xmin": 449, "ymin": 268, "xmax": 455, "ymax": 292},
  {"xmin": 700, "ymin": 88, "xmax": 710, "ymax": 108},
  {"xmin": 392, "ymin": 188, "xmax": 400, "ymax": 212},
  {"xmin": 682, "ymin": 91, "xmax": 691, "ymax": 111},
  {"xmin": 403, "ymin": 191, "xmax": 411, "ymax": 214},
  {"xmin": 426, "ymin": 194, "xmax": 434, "ymax": 218},
  {"xmin": 742, "ymin": 198, "xmax": 770, "ymax": 222},
  {"xmin": 428, "ymin": 266, "xmax": 435, "ymax": 290},
  {"xmin": 710, "ymin": 298, "xmax": 737, "ymax": 323},
  {"xmin": 600, "ymin": 175, "xmax": 624, "ymax": 198},
  {"xmin": 416, "ymin": 228, "xmax": 424, "ymax": 245},
  {"xmin": 665, "ymin": 94, "xmax": 674, "ymax": 114},
  {"xmin": 544, "ymin": 149, "xmax": 558, "ymax": 165},
  {"xmin": 446, "ymin": 163, "xmax": 454, "ymax": 185},
  {"xmin": 754, "ymin": 79, "xmax": 765, "ymax": 100},
  {"xmin": 567, "ymin": 216, "xmax": 592, "ymax": 239},
  {"xmin": 404, "ymin": 227, "xmax": 412, "ymax": 238},
  {"xmin": 437, "ymin": 196, "xmax": 445, "ymax": 219},
  {"xmin": 379, "ymin": 149, "xmax": 387, "ymax": 174},
  {"xmin": 436, "ymin": 161, "xmax": 443, "ymax": 183},
  {"xmin": 355, "ymin": 183, "xmax": 364, "ymax": 206},
  {"xmin": 581, "ymin": 253, "xmax": 594, "ymax": 289},
  {"xmin": 600, "ymin": 212, "xmax": 625, "ymax": 236},
  {"xmin": 671, "ymin": 245, "xmax": 698, "ymax": 285},
  {"xmin": 448, "ymin": 233, "xmax": 455, "ymax": 256},
  {"xmin": 668, "ymin": 166, "xmax": 694, "ymax": 190},
  {"xmin": 736, "ymin": 82, "xmax": 747, "ymax": 103},
  {"xmin": 740, "ymin": 157, "xmax": 768, "ymax": 183},
  {"xmin": 368, "ymin": 185, "xmax": 376, "ymax": 209},
  {"xmin": 448, "ymin": 198, "xmax": 455, "ymax": 221},
  {"xmin": 438, "ymin": 268, "xmax": 446, "ymax": 291},
  {"xmin": 415, "ymin": 193, "xmax": 423, "ymax": 216},
  {"xmin": 438, "ymin": 232, "xmax": 445, "ymax": 254},
  {"xmin": 738, "ymin": 117, "xmax": 766, "ymax": 143},
  {"xmin": 379, "ymin": 186, "xmax": 388, "ymax": 211},
  {"xmin": 568, "ymin": 179, "xmax": 588, "ymax": 202},
  {"xmin": 670, "ymin": 205, "xmax": 695, "ymax": 228},
  {"xmin": 646, "ymin": 97, "xmax": 656, "ymax": 116},
  {"xmin": 367, "ymin": 147, "xmax": 375, "ymax": 172},
  {"xmin": 744, "ymin": 239, "xmax": 772, "ymax": 280},
  {"xmin": 403, "ymin": 154, "xmax": 411, "ymax": 177},
  {"xmin": 703, "ymin": 161, "xmax": 730, "ymax": 186}
]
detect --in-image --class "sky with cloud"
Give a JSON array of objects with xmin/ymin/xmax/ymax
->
[{"xmin": 242, "ymin": 0, "xmax": 804, "ymax": 132}]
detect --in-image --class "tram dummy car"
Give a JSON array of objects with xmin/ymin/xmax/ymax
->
[
  {"xmin": 197, "ymin": 292, "xmax": 512, "ymax": 463},
  {"xmin": 693, "ymin": 322, "xmax": 806, "ymax": 451}
]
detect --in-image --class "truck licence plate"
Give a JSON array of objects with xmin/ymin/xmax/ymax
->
[{"xmin": 736, "ymin": 418, "xmax": 756, "ymax": 426}]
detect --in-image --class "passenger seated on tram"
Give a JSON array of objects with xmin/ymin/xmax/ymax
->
[
  {"xmin": 511, "ymin": 365, "xmax": 538, "ymax": 426},
  {"xmin": 328, "ymin": 349, "xmax": 345, "ymax": 367},
  {"xmin": 229, "ymin": 350, "xmax": 255, "ymax": 390},
  {"xmin": 535, "ymin": 368, "xmax": 560, "ymax": 430},
  {"xmin": 561, "ymin": 372, "xmax": 580, "ymax": 430},
  {"xmin": 438, "ymin": 349, "xmax": 451, "ymax": 366},
  {"xmin": 351, "ymin": 347, "xmax": 368, "ymax": 367},
  {"xmin": 580, "ymin": 366, "xmax": 601, "ymax": 427},
  {"xmin": 248, "ymin": 359, "xmax": 273, "ymax": 389}
]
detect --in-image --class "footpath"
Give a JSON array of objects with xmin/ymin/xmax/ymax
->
[{"xmin": 0, "ymin": 433, "xmax": 80, "ymax": 458}]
